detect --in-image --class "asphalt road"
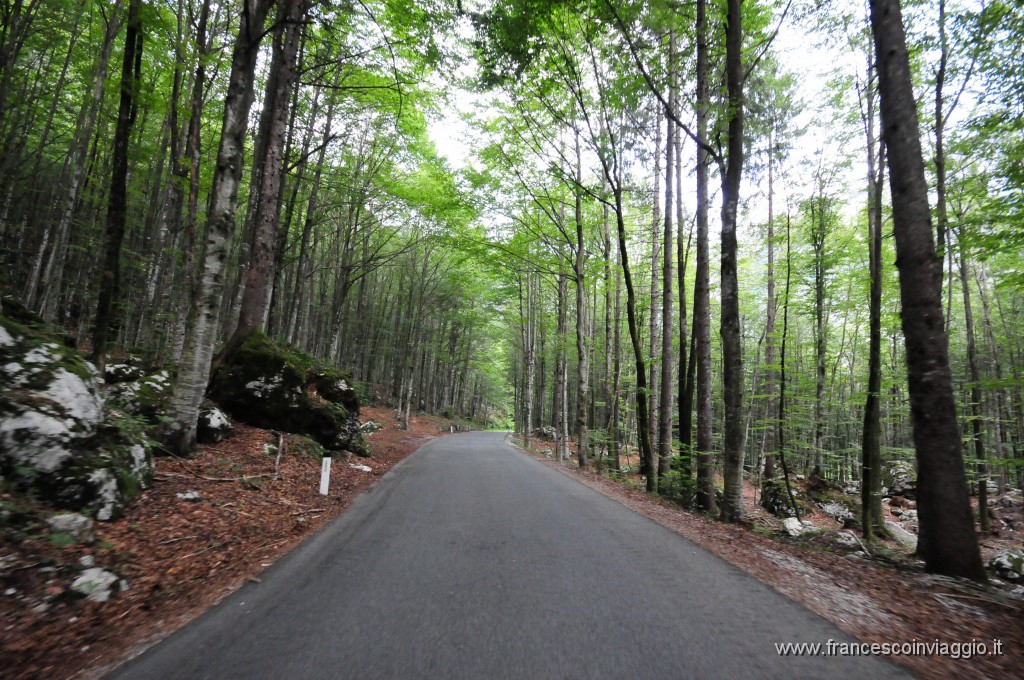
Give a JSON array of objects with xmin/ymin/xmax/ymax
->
[{"xmin": 107, "ymin": 431, "xmax": 908, "ymax": 679}]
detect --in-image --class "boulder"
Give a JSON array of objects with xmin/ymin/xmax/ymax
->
[
  {"xmin": 990, "ymin": 549, "xmax": 1024, "ymax": 582},
  {"xmin": 533, "ymin": 426, "xmax": 557, "ymax": 441},
  {"xmin": 196, "ymin": 402, "xmax": 233, "ymax": 444},
  {"xmin": 46, "ymin": 512, "xmax": 95, "ymax": 544},
  {"xmin": 105, "ymin": 368, "xmax": 174, "ymax": 418},
  {"xmin": 989, "ymin": 492, "xmax": 1022, "ymax": 508},
  {"xmin": 782, "ymin": 517, "xmax": 817, "ymax": 537},
  {"xmin": 103, "ymin": 363, "xmax": 145, "ymax": 384},
  {"xmin": 816, "ymin": 500, "xmax": 855, "ymax": 524},
  {"xmin": 70, "ymin": 567, "xmax": 126, "ymax": 603},
  {"xmin": 761, "ymin": 477, "xmax": 811, "ymax": 518},
  {"xmin": 884, "ymin": 520, "xmax": 918, "ymax": 550},
  {"xmin": 811, "ymin": 530, "xmax": 861, "ymax": 550},
  {"xmin": 208, "ymin": 331, "xmax": 366, "ymax": 456},
  {"xmin": 883, "ymin": 460, "xmax": 917, "ymax": 499},
  {"xmin": 360, "ymin": 421, "xmax": 382, "ymax": 434},
  {"xmin": 0, "ymin": 303, "xmax": 152, "ymax": 520}
]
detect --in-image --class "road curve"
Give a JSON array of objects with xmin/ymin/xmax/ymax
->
[{"xmin": 107, "ymin": 431, "xmax": 908, "ymax": 679}]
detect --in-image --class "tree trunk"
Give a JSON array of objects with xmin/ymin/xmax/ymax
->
[
  {"xmin": 719, "ymin": 0, "xmax": 747, "ymax": 523},
  {"xmin": 219, "ymin": 0, "xmax": 305, "ymax": 361},
  {"xmin": 694, "ymin": 0, "xmax": 716, "ymax": 515},
  {"xmin": 647, "ymin": 97, "xmax": 662, "ymax": 482},
  {"xmin": 555, "ymin": 261, "xmax": 568, "ymax": 462},
  {"xmin": 612, "ymin": 184, "xmax": 653, "ymax": 484},
  {"xmin": 868, "ymin": 0, "xmax": 985, "ymax": 581},
  {"xmin": 762, "ymin": 129, "xmax": 777, "ymax": 481},
  {"xmin": 574, "ymin": 132, "xmax": 589, "ymax": 469},
  {"xmin": 658, "ymin": 40, "xmax": 676, "ymax": 487},
  {"xmin": 811, "ymin": 195, "xmax": 827, "ymax": 477},
  {"xmin": 164, "ymin": 0, "xmax": 275, "ymax": 454},
  {"xmin": 861, "ymin": 44, "xmax": 886, "ymax": 540},
  {"xmin": 957, "ymin": 232, "xmax": 989, "ymax": 534},
  {"xmin": 92, "ymin": 0, "xmax": 143, "ymax": 369}
]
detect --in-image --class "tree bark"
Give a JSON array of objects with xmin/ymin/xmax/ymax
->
[
  {"xmin": 219, "ymin": 0, "xmax": 305, "ymax": 362},
  {"xmin": 574, "ymin": 131, "xmax": 589, "ymax": 469},
  {"xmin": 658, "ymin": 38, "xmax": 676, "ymax": 487},
  {"xmin": 164, "ymin": 0, "xmax": 275, "ymax": 454},
  {"xmin": 694, "ymin": 0, "xmax": 715, "ymax": 515},
  {"xmin": 861, "ymin": 42, "xmax": 886, "ymax": 540},
  {"xmin": 869, "ymin": 0, "xmax": 985, "ymax": 581},
  {"xmin": 719, "ymin": 0, "xmax": 747, "ymax": 523},
  {"xmin": 957, "ymin": 232, "xmax": 989, "ymax": 534},
  {"xmin": 92, "ymin": 0, "xmax": 144, "ymax": 369}
]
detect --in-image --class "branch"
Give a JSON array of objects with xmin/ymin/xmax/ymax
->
[{"xmin": 602, "ymin": 0, "xmax": 723, "ymax": 167}]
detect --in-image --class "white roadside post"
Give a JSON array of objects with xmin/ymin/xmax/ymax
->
[{"xmin": 319, "ymin": 453, "xmax": 332, "ymax": 495}]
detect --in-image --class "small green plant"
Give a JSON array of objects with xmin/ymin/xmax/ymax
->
[
  {"xmin": 290, "ymin": 435, "xmax": 326, "ymax": 460},
  {"xmin": 659, "ymin": 469, "xmax": 697, "ymax": 507},
  {"xmin": 48, "ymin": 531, "xmax": 75, "ymax": 548}
]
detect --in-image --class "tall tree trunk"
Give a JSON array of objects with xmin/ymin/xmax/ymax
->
[
  {"xmin": 647, "ymin": 97, "xmax": 662, "ymax": 481},
  {"xmin": 778, "ymin": 214, "xmax": 801, "ymax": 519},
  {"xmin": 612, "ymin": 184, "xmax": 653, "ymax": 483},
  {"xmin": 164, "ymin": 0, "xmax": 275, "ymax": 454},
  {"xmin": 762, "ymin": 129, "xmax": 777, "ymax": 481},
  {"xmin": 933, "ymin": 0, "xmax": 949, "ymax": 306},
  {"xmin": 555, "ymin": 261, "xmax": 568, "ymax": 462},
  {"xmin": 861, "ymin": 45, "xmax": 886, "ymax": 540},
  {"xmin": 574, "ymin": 131, "xmax": 589, "ymax": 469},
  {"xmin": 92, "ymin": 0, "xmax": 144, "ymax": 369},
  {"xmin": 658, "ymin": 40, "xmax": 676, "ymax": 487},
  {"xmin": 219, "ymin": 0, "xmax": 305, "ymax": 361},
  {"xmin": 869, "ymin": 0, "xmax": 985, "ymax": 581},
  {"xmin": 810, "ymin": 196, "xmax": 827, "ymax": 477},
  {"xmin": 957, "ymin": 231, "xmax": 989, "ymax": 534},
  {"xmin": 676, "ymin": 86, "xmax": 693, "ymax": 481},
  {"xmin": 719, "ymin": 0, "xmax": 747, "ymax": 522},
  {"xmin": 694, "ymin": 0, "xmax": 715, "ymax": 515}
]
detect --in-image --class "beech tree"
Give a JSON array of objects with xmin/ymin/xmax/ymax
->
[{"xmin": 868, "ymin": 0, "xmax": 985, "ymax": 581}]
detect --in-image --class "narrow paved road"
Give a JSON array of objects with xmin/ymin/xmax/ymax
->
[{"xmin": 108, "ymin": 432, "xmax": 907, "ymax": 679}]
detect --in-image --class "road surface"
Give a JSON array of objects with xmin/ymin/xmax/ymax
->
[{"xmin": 107, "ymin": 431, "xmax": 908, "ymax": 679}]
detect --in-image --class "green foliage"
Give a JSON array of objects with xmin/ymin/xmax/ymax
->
[
  {"xmin": 659, "ymin": 462, "xmax": 697, "ymax": 506},
  {"xmin": 48, "ymin": 531, "xmax": 76, "ymax": 548}
]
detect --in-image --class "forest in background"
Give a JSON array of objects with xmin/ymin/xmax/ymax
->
[{"xmin": 1, "ymin": 0, "xmax": 1022, "ymax": 582}]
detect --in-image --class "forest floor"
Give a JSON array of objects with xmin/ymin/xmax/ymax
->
[
  {"xmin": 520, "ymin": 439, "xmax": 1024, "ymax": 679},
  {"xmin": 0, "ymin": 406, "xmax": 460, "ymax": 680}
]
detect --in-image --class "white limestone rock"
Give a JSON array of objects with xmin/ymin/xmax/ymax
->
[
  {"xmin": 990, "ymin": 549, "xmax": 1024, "ymax": 582},
  {"xmin": 46, "ymin": 513, "xmax": 95, "ymax": 544},
  {"xmin": 197, "ymin": 403, "xmax": 233, "ymax": 444},
  {"xmin": 71, "ymin": 568, "xmax": 126, "ymax": 603},
  {"xmin": 884, "ymin": 520, "xmax": 918, "ymax": 550}
]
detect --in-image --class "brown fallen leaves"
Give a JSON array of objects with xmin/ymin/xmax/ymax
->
[{"xmin": 0, "ymin": 407, "xmax": 452, "ymax": 680}]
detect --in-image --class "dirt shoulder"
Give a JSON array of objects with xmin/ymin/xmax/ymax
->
[
  {"xmin": 1, "ymin": 407, "xmax": 455, "ymax": 680},
  {"xmin": 519, "ymin": 444, "xmax": 1023, "ymax": 680}
]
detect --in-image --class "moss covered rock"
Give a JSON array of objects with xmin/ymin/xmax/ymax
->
[
  {"xmin": 196, "ymin": 401, "xmax": 233, "ymax": 444},
  {"xmin": 0, "ymin": 305, "xmax": 153, "ymax": 520},
  {"xmin": 883, "ymin": 460, "xmax": 917, "ymax": 499},
  {"xmin": 105, "ymin": 367, "xmax": 174, "ymax": 418},
  {"xmin": 208, "ymin": 331, "xmax": 366, "ymax": 456},
  {"xmin": 760, "ymin": 477, "xmax": 812, "ymax": 518}
]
